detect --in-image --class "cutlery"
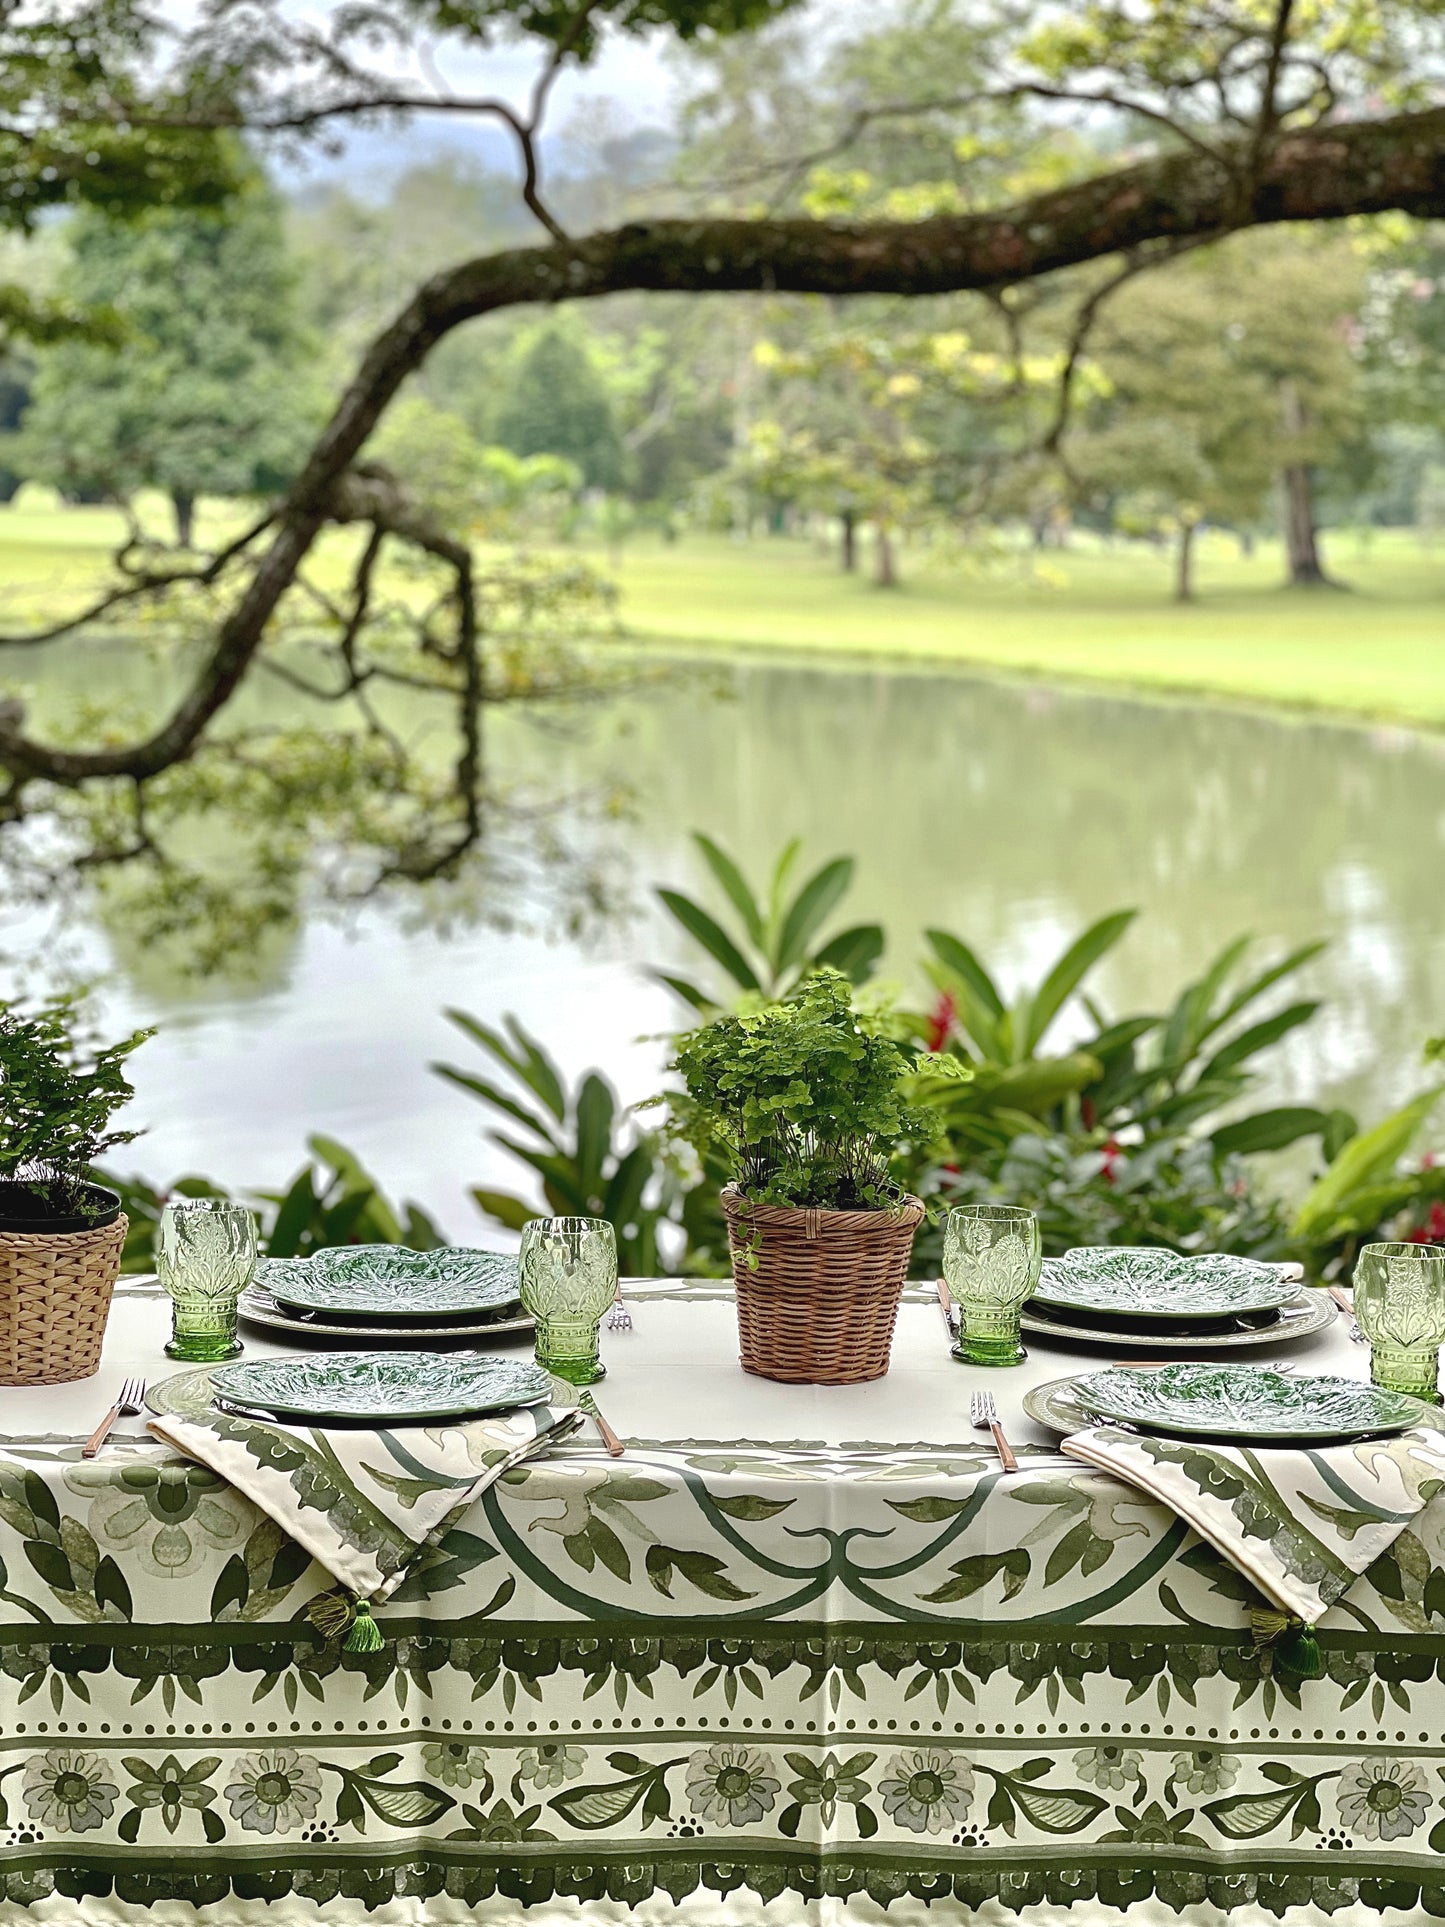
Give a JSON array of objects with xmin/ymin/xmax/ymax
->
[
  {"xmin": 1328, "ymin": 1284, "xmax": 1366, "ymax": 1345},
  {"xmin": 606, "ymin": 1284, "xmax": 633, "ymax": 1334},
  {"xmin": 970, "ymin": 1389, "xmax": 1018, "ymax": 1472},
  {"xmin": 579, "ymin": 1389, "xmax": 625, "ymax": 1456},
  {"xmin": 82, "ymin": 1376, "xmax": 146, "ymax": 1459},
  {"xmin": 936, "ymin": 1277, "xmax": 959, "ymax": 1343}
]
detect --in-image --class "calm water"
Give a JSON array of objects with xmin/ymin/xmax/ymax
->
[{"xmin": 20, "ymin": 657, "xmax": 1445, "ymax": 1237}]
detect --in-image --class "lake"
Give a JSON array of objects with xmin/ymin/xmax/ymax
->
[{"xmin": 18, "ymin": 653, "xmax": 1445, "ymax": 1237}]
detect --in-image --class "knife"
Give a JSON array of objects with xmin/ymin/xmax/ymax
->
[{"xmin": 936, "ymin": 1277, "xmax": 960, "ymax": 1343}]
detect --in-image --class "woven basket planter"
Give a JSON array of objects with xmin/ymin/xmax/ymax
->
[
  {"xmin": 721, "ymin": 1184, "xmax": 924, "ymax": 1385},
  {"xmin": 0, "ymin": 1213, "xmax": 128, "ymax": 1386}
]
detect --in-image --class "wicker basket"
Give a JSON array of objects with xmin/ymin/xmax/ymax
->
[
  {"xmin": 721, "ymin": 1184, "xmax": 924, "ymax": 1385},
  {"xmin": 0, "ymin": 1214, "xmax": 128, "ymax": 1386}
]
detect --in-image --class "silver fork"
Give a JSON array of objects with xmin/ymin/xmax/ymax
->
[
  {"xmin": 83, "ymin": 1376, "xmax": 145, "ymax": 1459},
  {"xmin": 1327, "ymin": 1285, "xmax": 1366, "ymax": 1345},
  {"xmin": 606, "ymin": 1283, "xmax": 633, "ymax": 1333},
  {"xmin": 970, "ymin": 1389, "xmax": 1019, "ymax": 1473}
]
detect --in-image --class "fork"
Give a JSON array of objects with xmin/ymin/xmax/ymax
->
[
  {"xmin": 1327, "ymin": 1284, "xmax": 1367, "ymax": 1345},
  {"xmin": 606, "ymin": 1283, "xmax": 633, "ymax": 1333},
  {"xmin": 970, "ymin": 1389, "xmax": 1019, "ymax": 1473},
  {"xmin": 82, "ymin": 1376, "xmax": 145, "ymax": 1459}
]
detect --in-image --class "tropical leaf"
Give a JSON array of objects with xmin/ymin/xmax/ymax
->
[
  {"xmin": 1210, "ymin": 1107, "xmax": 1331, "ymax": 1157},
  {"xmin": 925, "ymin": 930, "xmax": 1005, "ymax": 1019},
  {"xmin": 469, "ymin": 1186, "xmax": 539, "ymax": 1232},
  {"xmin": 657, "ymin": 888, "xmax": 761, "ymax": 992},
  {"xmin": 775, "ymin": 857, "xmax": 854, "ymax": 974},
  {"xmin": 1194, "ymin": 1002, "xmax": 1319, "ymax": 1085},
  {"xmin": 693, "ymin": 832, "xmax": 764, "ymax": 946},
  {"xmin": 813, "ymin": 923, "xmax": 884, "ymax": 984},
  {"xmin": 574, "ymin": 1075, "xmax": 616, "ymax": 1197},
  {"xmin": 1293, "ymin": 1086, "xmax": 1445, "ymax": 1240},
  {"xmin": 1023, "ymin": 910, "xmax": 1137, "ymax": 1056}
]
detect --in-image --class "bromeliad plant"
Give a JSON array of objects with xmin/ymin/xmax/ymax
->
[
  {"xmin": 0, "ymin": 995, "xmax": 153, "ymax": 1225},
  {"xmin": 664, "ymin": 970, "xmax": 963, "ymax": 1211}
]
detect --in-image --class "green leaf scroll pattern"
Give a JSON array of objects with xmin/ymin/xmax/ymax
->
[
  {"xmin": 1203, "ymin": 1766, "xmax": 1338, "ymax": 1840},
  {"xmin": 980, "ymin": 1760, "xmax": 1108, "ymax": 1837},
  {"xmin": 320, "ymin": 1753, "xmax": 457, "ymax": 1834},
  {"xmin": 548, "ymin": 1753, "xmax": 687, "ymax": 1831},
  {"xmin": 0, "ymin": 1466, "xmax": 133, "ymax": 1624}
]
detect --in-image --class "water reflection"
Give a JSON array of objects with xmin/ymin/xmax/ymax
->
[{"xmin": 25, "ymin": 655, "xmax": 1445, "ymax": 1233}]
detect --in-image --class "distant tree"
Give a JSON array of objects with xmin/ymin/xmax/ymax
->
[
  {"xmin": 491, "ymin": 327, "xmax": 624, "ymax": 493},
  {"xmin": 17, "ymin": 169, "xmax": 316, "ymax": 543}
]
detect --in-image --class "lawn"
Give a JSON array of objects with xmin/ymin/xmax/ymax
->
[
  {"xmin": 605, "ymin": 524, "xmax": 1445, "ymax": 727},
  {"xmin": 2, "ymin": 490, "xmax": 1444, "ymax": 727}
]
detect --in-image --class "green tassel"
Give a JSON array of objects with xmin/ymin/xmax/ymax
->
[
  {"xmin": 1275, "ymin": 1621, "xmax": 1324, "ymax": 1683},
  {"xmin": 341, "ymin": 1597, "xmax": 385, "ymax": 1653}
]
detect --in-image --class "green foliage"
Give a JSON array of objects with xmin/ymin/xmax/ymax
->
[
  {"xmin": 656, "ymin": 832, "xmax": 883, "ymax": 1011},
  {"xmin": 0, "ymin": 996, "xmax": 152, "ymax": 1221},
  {"xmin": 665, "ymin": 969, "xmax": 960, "ymax": 1209},
  {"xmin": 433, "ymin": 1010, "xmax": 671, "ymax": 1273},
  {"xmin": 926, "ymin": 909, "xmax": 1137, "ymax": 1065},
  {"xmin": 491, "ymin": 326, "xmax": 624, "ymax": 493},
  {"xmin": 105, "ymin": 1136, "xmax": 443, "ymax": 1273},
  {"xmin": 17, "ymin": 168, "xmax": 317, "ymax": 530}
]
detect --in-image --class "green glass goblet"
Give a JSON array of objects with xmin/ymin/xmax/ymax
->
[
  {"xmin": 519, "ymin": 1217, "xmax": 617, "ymax": 1387},
  {"xmin": 159, "ymin": 1199, "xmax": 259, "ymax": 1362},
  {"xmin": 1352, "ymin": 1240, "xmax": 1445, "ymax": 1404},
  {"xmin": 943, "ymin": 1203, "xmax": 1042, "ymax": 1368}
]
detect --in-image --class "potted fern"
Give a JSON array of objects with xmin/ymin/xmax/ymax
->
[
  {"xmin": 0, "ymin": 996, "xmax": 152, "ymax": 1384},
  {"xmin": 664, "ymin": 971, "xmax": 959, "ymax": 1384}
]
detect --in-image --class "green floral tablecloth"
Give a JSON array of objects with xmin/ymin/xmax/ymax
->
[{"xmin": 3, "ymin": 1277, "xmax": 1445, "ymax": 1926}]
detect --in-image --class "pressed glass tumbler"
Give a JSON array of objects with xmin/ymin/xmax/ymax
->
[
  {"xmin": 519, "ymin": 1217, "xmax": 617, "ymax": 1386},
  {"xmin": 159, "ymin": 1200, "xmax": 259, "ymax": 1362},
  {"xmin": 1352, "ymin": 1240, "xmax": 1445, "ymax": 1404},
  {"xmin": 943, "ymin": 1203, "xmax": 1042, "ymax": 1367}
]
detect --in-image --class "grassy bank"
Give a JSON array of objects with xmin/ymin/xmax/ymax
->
[
  {"xmin": 2, "ymin": 492, "xmax": 1444, "ymax": 726},
  {"xmin": 603, "ymin": 524, "xmax": 1445, "ymax": 727}
]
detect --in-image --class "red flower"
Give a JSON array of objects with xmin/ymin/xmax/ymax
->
[
  {"xmin": 924, "ymin": 991, "xmax": 956, "ymax": 1054},
  {"xmin": 1100, "ymin": 1139, "xmax": 1121, "ymax": 1186},
  {"xmin": 1410, "ymin": 1201, "xmax": 1445, "ymax": 1243}
]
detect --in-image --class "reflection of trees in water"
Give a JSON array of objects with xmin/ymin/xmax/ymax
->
[{"xmin": 528, "ymin": 660, "xmax": 1445, "ymax": 1124}]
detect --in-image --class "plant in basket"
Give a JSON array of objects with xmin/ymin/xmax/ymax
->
[
  {"xmin": 0, "ymin": 995, "xmax": 153, "ymax": 1385},
  {"xmin": 662, "ymin": 971, "xmax": 964, "ymax": 1384}
]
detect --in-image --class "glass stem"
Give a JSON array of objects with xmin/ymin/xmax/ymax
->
[
  {"xmin": 954, "ymin": 1303, "xmax": 1027, "ymax": 1368},
  {"xmin": 166, "ymin": 1298, "xmax": 243, "ymax": 1362},
  {"xmin": 534, "ymin": 1317, "xmax": 606, "ymax": 1387}
]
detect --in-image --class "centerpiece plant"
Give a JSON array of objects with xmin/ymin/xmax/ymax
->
[
  {"xmin": 0, "ymin": 995, "xmax": 152, "ymax": 1386},
  {"xmin": 663, "ymin": 971, "xmax": 962, "ymax": 1384}
]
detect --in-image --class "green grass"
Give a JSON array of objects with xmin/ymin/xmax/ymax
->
[
  {"xmin": 602, "ymin": 524, "xmax": 1445, "ymax": 727},
  {"xmin": 2, "ymin": 488, "xmax": 1444, "ymax": 726}
]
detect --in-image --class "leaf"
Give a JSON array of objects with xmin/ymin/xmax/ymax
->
[
  {"xmin": 22, "ymin": 1470, "xmax": 60, "ymax": 1536},
  {"xmin": 469, "ymin": 1187, "xmax": 540, "ymax": 1233},
  {"xmin": 25, "ymin": 1538, "xmax": 74, "ymax": 1593},
  {"xmin": 1294, "ymin": 1086, "xmax": 1445, "ymax": 1239},
  {"xmin": 920, "ymin": 1548, "xmax": 1029, "ymax": 1603},
  {"xmin": 355, "ymin": 1777, "xmax": 455, "ymax": 1828},
  {"xmin": 651, "ymin": 971, "xmax": 717, "ymax": 1014},
  {"xmin": 813, "ymin": 924, "xmax": 884, "ymax": 984},
  {"xmin": 926, "ymin": 929, "xmax": 1005, "ymax": 1018},
  {"xmin": 1195, "ymin": 1002, "xmax": 1319, "ymax": 1084},
  {"xmin": 1211, "ymin": 1106, "xmax": 1331, "ymax": 1157},
  {"xmin": 550, "ymin": 1768, "xmax": 661, "ymax": 1831},
  {"xmin": 710, "ymin": 1493, "xmax": 796, "ymax": 1521},
  {"xmin": 265, "ymin": 1168, "xmax": 319, "ymax": 1258},
  {"xmin": 886, "ymin": 1495, "xmax": 974, "ymax": 1523},
  {"xmin": 93, "ymin": 1554, "xmax": 132, "ymax": 1619},
  {"xmin": 574, "ymin": 1074, "xmax": 617, "ymax": 1196},
  {"xmin": 1006, "ymin": 1780, "xmax": 1108, "ymax": 1833},
  {"xmin": 202, "ymin": 1805, "xmax": 226, "ymax": 1843},
  {"xmin": 657, "ymin": 888, "xmax": 760, "ymax": 991},
  {"xmin": 209, "ymin": 1554, "xmax": 250, "ymax": 1621},
  {"xmin": 118, "ymin": 1805, "xmax": 142, "ymax": 1844},
  {"xmin": 692, "ymin": 833, "xmax": 764, "ymax": 946},
  {"xmin": 1023, "ymin": 910, "xmax": 1137, "ymax": 1056},
  {"xmin": 267, "ymin": 1538, "xmax": 312, "ymax": 1595},
  {"xmin": 1044, "ymin": 1520, "xmax": 1095, "ymax": 1588},
  {"xmin": 432, "ymin": 1066, "xmax": 557, "ymax": 1142},
  {"xmin": 775, "ymin": 857, "xmax": 854, "ymax": 974},
  {"xmin": 1204, "ymin": 1781, "xmax": 1309, "ymax": 1839}
]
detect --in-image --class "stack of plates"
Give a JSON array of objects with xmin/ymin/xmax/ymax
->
[
  {"xmin": 204, "ymin": 1351, "xmax": 553, "ymax": 1424},
  {"xmin": 1025, "ymin": 1360, "xmax": 1442, "ymax": 1446},
  {"xmin": 1020, "ymin": 1246, "xmax": 1334, "ymax": 1352},
  {"xmin": 238, "ymin": 1245, "xmax": 532, "ymax": 1347}
]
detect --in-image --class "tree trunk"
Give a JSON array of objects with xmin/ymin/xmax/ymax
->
[
  {"xmin": 874, "ymin": 521, "xmax": 897, "ymax": 588},
  {"xmin": 1175, "ymin": 519, "xmax": 1198, "ymax": 603},
  {"xmin": 840, "ymin": 507, "xmax": 856, "ymax": 572},
  {"xmin": 1278, "ymin": 381, "xmax": 1335, "ymax": 586},
  {"xmin": 172, "ymin": 488, "xmax": 196, "ymax": 548}
]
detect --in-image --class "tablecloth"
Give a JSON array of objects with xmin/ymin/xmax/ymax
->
[{"xmin": 3, "ymin": 1276, "xmax": 1445, "ymax": 1927}]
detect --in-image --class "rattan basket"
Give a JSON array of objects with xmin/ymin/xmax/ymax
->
[
  {"xmin": 721, "ymin": 1184, "xmax": 924, "ymax": 1385},
  {"xmin": 0, "ymin": 1214, "xmax": 128, "ymax": 1386}
]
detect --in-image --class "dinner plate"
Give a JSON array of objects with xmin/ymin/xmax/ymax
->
[
  {"xmin": 238, "ymin": 1283, "xmax": 534, "ymax": 1343},
  {"xmin": 1033, "ymin": 1247, "xmax": 1295, "ymax": 1322},
  {"xmin": 206, "ymin": 1351, "xmax": 552, "ymax": 1423},
  {"xmin": 1019, "ymin": 1287, "xmax": 1335, "ymax": 1351},
  {"xmin": 1073, "ymin": 1361, "xmax": 1429, "ymax": 1443},
  {"xmin": 261, "ymin": 1246, "xmax": 521, "ymax": 1321},
  {"xmin": 1023, "ymin": 1371, "xmax": 1445, "ymax": 1442}
]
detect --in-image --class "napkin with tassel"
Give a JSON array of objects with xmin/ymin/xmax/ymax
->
[
  {"xmin": 1063, "ymin": 1423, "xmax": 1445, "ymax": 1681},
  {"xmin": 150, "ymin": 1399, "xmax": 583, "ymax": 1649}
]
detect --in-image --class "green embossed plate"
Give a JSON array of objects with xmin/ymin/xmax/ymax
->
[
  {"xmin": 1020, "ymin": 1287, "xmax": 1334, "ymax": 1351},
  {"xmin": 1033, "ymin": 1247, "xmax": 1296, "ymax": 1322},
  {"xmin": 205, "ymin": 1351, "xmax": 552, "ymax": 1423},
  {"xmin": 238, "ymin": 1284, "xmax": 533, "ymax": 1344},
  {"xmin": 1073, "ymin": 1361, "xmax": 1429, "ymax": 1442},
  {"xmin": 261, "ymin": 1246, "xmax": 521, "ymax": 1321},
  {"xmin": 1023, "ymin": 1371, "xmax": 1445, "ymax": 1442}
]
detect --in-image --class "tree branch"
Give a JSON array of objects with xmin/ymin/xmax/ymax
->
[{"xmin": 3, "ymin": 102, "xmax": 1444, "ymax": 788}]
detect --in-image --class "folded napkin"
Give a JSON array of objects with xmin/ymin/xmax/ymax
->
[
  {"xmin": 150, "ymin": 1400, "xmax": 583, "ymax": 1648},
  {"xmin": 1063, "ymin": 1424, "xmax": 1445, "ymax": 1677}
]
